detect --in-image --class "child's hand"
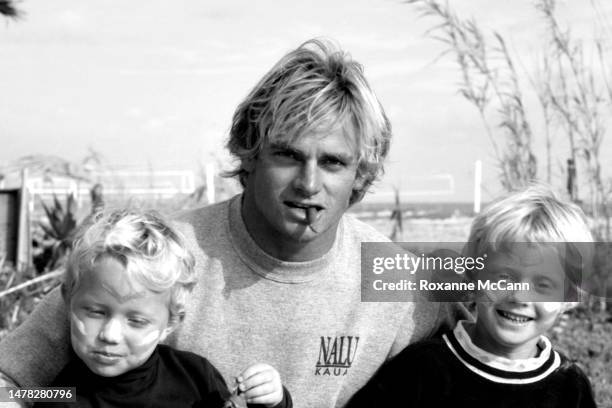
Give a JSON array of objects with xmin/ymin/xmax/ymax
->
[{"xmin": 236, "ymin": 363, "xmax": 284, "ymax": 407}]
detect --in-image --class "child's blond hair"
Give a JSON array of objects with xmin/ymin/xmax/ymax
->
[
  {"xmin": 64, "ymin": 209, "xmax": 196, "ymax": 324},
  {"xmin": 464, "ymin": 184, "xmax": 593, "ymax": 302}
]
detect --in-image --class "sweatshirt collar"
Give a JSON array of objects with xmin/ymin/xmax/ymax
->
[{"xmin": 227, "ymin": 194, "xmax": 342, "ymax": 283}]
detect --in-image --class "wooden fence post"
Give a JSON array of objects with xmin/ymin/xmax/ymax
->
[{"xmin": 16, "ymin": 168, "xmax": 31, "ymax": 268}]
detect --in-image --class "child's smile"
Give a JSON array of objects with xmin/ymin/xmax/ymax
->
[
  {"xmin": 496, "ymin": 308, "xmax": 534, "ymax": 325},
  {"xmin": 471, "ymin": 244, "xmax": 568, "ymax": 359}
]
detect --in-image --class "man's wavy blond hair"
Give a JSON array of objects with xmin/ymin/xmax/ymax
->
[{"xmin": 225, "ymin": 38, "xmax": 392, "ymax": 205}]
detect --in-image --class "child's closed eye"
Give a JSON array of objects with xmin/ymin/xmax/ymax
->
[
  {"xmin": 127, "ymin": 317, "xmax": 150, "ymax": 328},
  {"xmin": 84, "ymin": 307, "xmax": 105, "ymax": 317}
]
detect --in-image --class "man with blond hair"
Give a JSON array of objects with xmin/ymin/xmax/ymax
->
[{"xmin": 0, "ymin": 38, "xmax": 457, "ymax": 408}]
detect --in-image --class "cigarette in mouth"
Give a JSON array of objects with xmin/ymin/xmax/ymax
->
[{"xmin": 306, "ymin": 207, "xmax": 318, "ymax": 232}]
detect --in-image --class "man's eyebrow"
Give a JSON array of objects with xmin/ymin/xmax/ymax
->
[
  {"xmin": 269, "ymin": 142, "xmax": 305, "ymax": 157},
  {"xmin": 268, "ymin": 141, "xmax": 356, "ymax": 162},
  {"xmin": 321, "ymin": 152, "xmax": 354, "ymax": 163},
  {"xmin": 268, "ymin": 141, "xmax": 295, "ymax": 150}
]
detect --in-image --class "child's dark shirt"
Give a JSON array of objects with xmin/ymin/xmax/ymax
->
[
  {"xmin": 36, "ymin": 345, "xmax": 291, "ymax": 408},
  {"xmin": 346, "ymin": 321, "xmax": 596, "ymax": 408}
]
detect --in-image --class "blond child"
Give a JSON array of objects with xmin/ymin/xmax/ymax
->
[
  {"xmin": 346, "ymin": 185, "xmax": 596, "ymax": 408},
  {"xmin": 39, "ymin": 209, "xmax": 291, "ymax": 408}
]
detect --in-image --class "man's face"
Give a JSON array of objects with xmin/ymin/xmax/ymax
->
[{"xmin": 242, "ymin": 124, "xmax": 362, "ymax": 259}]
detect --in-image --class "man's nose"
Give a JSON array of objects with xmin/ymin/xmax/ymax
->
[
  {"xmin": 294, "ymin": 160, "xmax": 322, "ymax": 196},
  {"xmin": 98, "ymin": 318, "xmax": 122, "ymax": 344}
]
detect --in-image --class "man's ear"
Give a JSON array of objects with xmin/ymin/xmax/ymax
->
[
  {"xmin": 243, "ymin": 158, "xmax": 256, "ymax": 173},
  {"xmin": 352, "ymin": 171, "xmax": 368, "ymax": 193},
  {"xmin": 352, "ymin": 176, "xmax": 365, "ymax": 191}
]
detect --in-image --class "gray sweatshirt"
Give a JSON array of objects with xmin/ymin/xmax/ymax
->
[{"xmin": 0, "ymin": 195, "xmax": 451, "ymax": 408}]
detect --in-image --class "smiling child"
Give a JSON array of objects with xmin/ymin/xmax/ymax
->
[{"xmin": 346, "ymin": 185, "xmax": 597, "ymax": 408}]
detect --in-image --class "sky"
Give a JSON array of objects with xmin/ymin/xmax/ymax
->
[{"xmin": 1, "ymin": 0, "xmax": 612, "ymax": 202}]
